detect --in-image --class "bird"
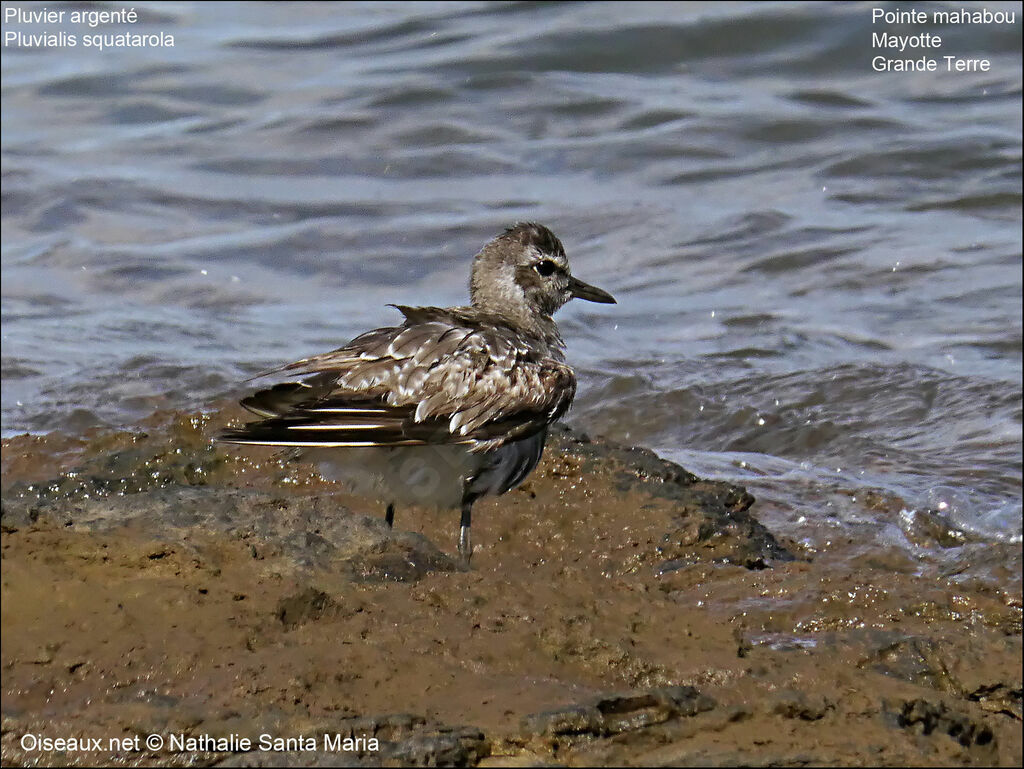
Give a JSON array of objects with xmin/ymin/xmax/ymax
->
[{"xmin": 218, "ymin": 222, "xmax": 615, "ymax": 564}]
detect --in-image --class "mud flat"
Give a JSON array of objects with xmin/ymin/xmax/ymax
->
[{"xmin": 2, "ymin": 407, "xmax": 1020, "ymax": 766}]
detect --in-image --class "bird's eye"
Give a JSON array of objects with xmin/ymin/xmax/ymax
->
[{"xmin": 534, "ymin": 260, "xmax": 557, "ymax": 277}]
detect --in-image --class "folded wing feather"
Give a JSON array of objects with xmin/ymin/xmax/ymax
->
[{"xmin": 219, "ymin": 307, "xmax": 575, "ymax": 452}]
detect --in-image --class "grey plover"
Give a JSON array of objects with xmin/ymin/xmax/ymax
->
[{"xmin": 219, "ymin": 223, "xmax": 615, "ymax": 562}]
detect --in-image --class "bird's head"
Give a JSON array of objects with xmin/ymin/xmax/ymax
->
[{"xmin": 470, "ymin": 223, "xmax": 615, "ymax": 326}]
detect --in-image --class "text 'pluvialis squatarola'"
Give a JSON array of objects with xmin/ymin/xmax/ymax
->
[{"xmin": 219, "ymin": 223, "xmax": 615, "ymax": 564}]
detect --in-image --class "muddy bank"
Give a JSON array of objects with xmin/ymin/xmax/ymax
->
[{"xmin": 1, "ymin": 409, "xmax": 1021, "ymax": 766}]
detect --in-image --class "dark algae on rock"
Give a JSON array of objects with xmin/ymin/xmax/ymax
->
[{"xmin": 1, "ymin": 408, "xmax": 1021, "ymax": 766}]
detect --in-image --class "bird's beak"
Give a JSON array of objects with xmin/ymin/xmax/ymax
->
[{"xmin": 568, "ymin": 275, "xmax": 616, "ymax": 304}]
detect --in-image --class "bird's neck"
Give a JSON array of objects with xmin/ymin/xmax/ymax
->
[{"xmin": 468, "ymin": 300, "xmax": 566, "ymax": 353}]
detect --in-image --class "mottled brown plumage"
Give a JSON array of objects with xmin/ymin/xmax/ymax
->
[{"xmin": 219, "ymin": 222, "xmax": 615, "ymax": 562}]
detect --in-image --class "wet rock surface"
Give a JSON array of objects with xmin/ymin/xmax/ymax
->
[{"xmin": 1, "ymin": 408, "xmax": 1021, "ymax": 766}]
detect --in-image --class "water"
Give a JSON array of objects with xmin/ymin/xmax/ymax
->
[{"xmin": 2, "ymin": 2, "xmax": 1021, "ymax": 564}]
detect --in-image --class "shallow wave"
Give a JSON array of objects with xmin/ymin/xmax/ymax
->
[{"xmin": 574, "ymin": 362, "xmax": 1023, "ymax": 547}]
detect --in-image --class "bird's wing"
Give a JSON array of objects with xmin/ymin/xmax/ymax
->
[{"xmin": 219, "ymin": 309, "xmax": 575, "ymax": 451}]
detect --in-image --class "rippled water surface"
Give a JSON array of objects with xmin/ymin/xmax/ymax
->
[{"xmin": 3, "ymin": 2, "xmax": 1021, "ymax": 562}]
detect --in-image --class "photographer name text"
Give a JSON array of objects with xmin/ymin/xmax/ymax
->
[{"xmin": 20, "ymin": 732, "xmax": 380, "ymax": 754}]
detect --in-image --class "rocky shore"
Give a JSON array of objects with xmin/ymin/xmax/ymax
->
[{"xmin": 2, "ymin": 407, "xmax": 1020, "ymax": 766}]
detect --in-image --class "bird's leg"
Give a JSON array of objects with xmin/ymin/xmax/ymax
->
[
  {"xmin": 385, "ymin": 503, "xmax": 395, "ymax": 528},
  {"xmin": 458, "ymin": 500, "xmax": 473, "ymax": 565}
]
